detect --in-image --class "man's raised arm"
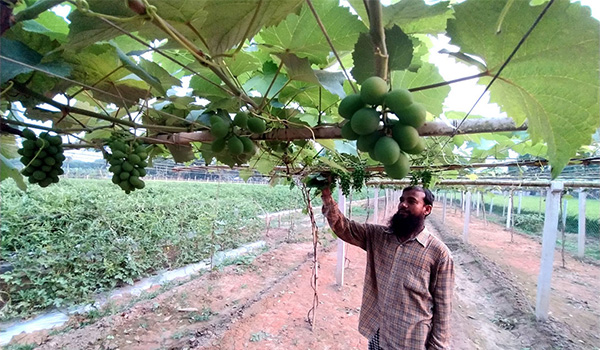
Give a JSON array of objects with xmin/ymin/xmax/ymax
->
[{"xmin": 321, "ymin": 187, "xmax": 370, "ymax": 250}]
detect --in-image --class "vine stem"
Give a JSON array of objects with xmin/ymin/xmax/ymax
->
[
  {"xmin": 364, "ymin": 0, "xmax": 388, "ymax": 80},
  {"xmin": 301, "ymin": 183, "xmax": 319, "ymax": 330}
]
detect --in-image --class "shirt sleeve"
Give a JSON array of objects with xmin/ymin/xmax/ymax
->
[
  {"xmin": 427, "ymin": 254, "xmax": 455, "ymax": 350},
  {"xmin": 321, "ymin": 192, "xmax": 371, "ymax": 250}
]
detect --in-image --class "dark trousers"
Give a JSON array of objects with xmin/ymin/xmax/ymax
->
[{"xmin": 368, "ymin": 329, "xmax": 382, "ymax": 350}]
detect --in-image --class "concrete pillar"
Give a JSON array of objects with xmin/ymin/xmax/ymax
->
[
  {"xmin": 442, "ymin": 191, "xmax": 447, "ymax": 224},
  {"xmin": 518, "ymin": 191, "xmax": 523, "ymax": 214},
  {"xmin": 336, "ymin": 188, "xmax": 347, "ymax": 287},
  {"xmin": 463, "ymin": 191, "xmax": 472, "ymax": 243},
  {"xmin": 373, "ymin": 188, "xmax": 379, "ymax": 224},
  {"xmin": 578, "ymin": 191, "xmax": 587, "ymax": 258},
  {"xmin": 506, "ymin": 190, "xmax": 514, "ymax": 230},
  {"xmin": 476, "ymin": 191, "xmax": 481, "ymax": 217},
  {"xmin": 536, "ymin": 181, "xmax": 564, "ymax": 321}
]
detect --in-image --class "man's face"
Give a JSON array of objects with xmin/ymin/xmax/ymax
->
[{"xmin": 397, "ymin": 188, "xmax": 432, "ymax": 219}]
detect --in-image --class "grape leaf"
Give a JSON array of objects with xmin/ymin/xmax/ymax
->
[
  {"xmin": 66, "ymin": 0, "xmax": 148, "ymax": 50},
  {"xmin": 0, "ymin": 37, "xmax": 70, "ymax": 84},
  {"xmin": 162, "ymin": 0, "xmax": 304, "ymax": 55},
  {"xmin": 114, "ymin": 45, "xmax": 165, "ymax": 94},
  {"xmin": 257, "ymin": 0, "xmax": 367, "ymax": 65},
  {"xmin": 447, "ymin": 0, "xmax": 600, "ymax": 177},
  {"xmin": 189, "ymin": 70, "xmax": 230, "ymax": 101},
  {"xmin": 314, "ymin": 70, "xmax": 346, "ymax": 98},
  {"xmin": 390, "ymin": 62, "xmax": 450, "ymax": 118},
  {"xmin": 278, "ymin": 81, "xmax": 338, "ymax": 111},
  {"xmin": 383, "ymin": 0, "xmax": 453, "ymax": 34},
  {"xmin": 0, "ymin": 135, "xmax": 20, "ymax": 159},
  {"xmin": 276, "ymin": 53, "xmax": 319, "ymax": 84},
  {"xmin": 0, "ymin": 154, "xmax": 26, "ymax": 190},
  {"xmin": 21, "ymin": 10, "xmax": 69, "ymax": 42},
  {"xmin": 351, "ymin": 25, "xmax": 413, "ymax": 84}
]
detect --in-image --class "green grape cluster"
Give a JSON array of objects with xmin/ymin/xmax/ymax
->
[
  {"xmin": 18, "ymin": 128, "xmax": 65, "ymax": 187},
  {"xmin": 410, "ymin": 170, "xmax": 433, "ymax": 188},
  {"xmin": 351, "ymin": 164, "xmax": 367, "ymax": 193},
  {"xmin": 333, "ymin": 170, "xmax": 352, "ymax": 197},
  {"xmin": 208, "ymin": 111, "xmax": 259, "ymax": 165},
  {"xmin": 107, "ymin": 136, "xmax": 148, "ymax": 194},
  {"xmin": 338, "ymin": 76, "xmax": 427, "ymax": 180}
]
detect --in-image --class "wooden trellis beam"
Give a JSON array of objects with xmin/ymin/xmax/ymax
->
[
  {"xmin": 169, "ymin": 157, "xmax": 600, "ymax": 175},
  {"xmin": 366, "ymin": 179, "xmax": 600, "ymax": 188},
  {"xmin": 153, "ymin": 117, "xmax": 527, "ymax": 145}
]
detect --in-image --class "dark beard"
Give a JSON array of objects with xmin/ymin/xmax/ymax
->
[{"xmin": 388, "ymin": 211, "xmax": 425, "ymax": 239}]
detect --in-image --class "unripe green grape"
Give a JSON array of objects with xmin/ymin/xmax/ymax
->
[
  {"xmin": 338, "ymin": 94, "xmax": 365, "ymax": 119},
  {"xmin": 122, "ymin": 161, "xmax": 134, "ymax": 172},
  {"xmin": 360, "ymin": 76, "xmax": 388, "ymax": 105},
  {"xmin": 33, "ymin": 171, "xmax": 46, "ymax": 180},
  {"xmin": 233, "ymin": 112, "xmax": 249, "ymax": 128},
  {"xmin": 22, "ymin": 128, "xmax": 36, "ymax": 140}
]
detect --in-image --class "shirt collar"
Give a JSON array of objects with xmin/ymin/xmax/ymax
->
[
  {"xmin": 414, "ymin": 227, "xmax": 430, "ymax": 247},
  {"xmin": 385, "ymin": 226, "xmax": 430, "ymax": 247}
]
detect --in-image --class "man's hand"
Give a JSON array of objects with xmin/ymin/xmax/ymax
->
[{"xmin": 304, "ymin": 172, "xmax": 334, "ymax": 196}]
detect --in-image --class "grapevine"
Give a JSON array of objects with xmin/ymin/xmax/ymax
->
[
  {"xmin": 106, "ymin": 133, "xmax": 148, "ymax": 194},
  {"xmin": 18, "ymin": 129, "xmax": 65, "ymax": 187}
]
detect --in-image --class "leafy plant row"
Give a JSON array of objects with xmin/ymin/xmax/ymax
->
[{"xmin": 0, "ymin": 179, "xmax": 316, "ymax": 319}]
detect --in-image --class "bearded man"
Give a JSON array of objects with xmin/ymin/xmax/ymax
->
[{"xmin": 321, "ymin": 186, "xmax": 454, "ymax": 350}]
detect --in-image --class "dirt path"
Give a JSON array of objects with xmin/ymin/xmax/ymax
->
[
  {"xmin": 6, "ymin": 202, "xmax": 599, "ymax": 349},
  {"xmin": 436, "ymin": 206, "xmax": 600, "ymax": 349}
]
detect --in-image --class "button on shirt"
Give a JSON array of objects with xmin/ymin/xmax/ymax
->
[{"xmin": 322, "ymin": 196, "xmax": 454, "ymax": 350}]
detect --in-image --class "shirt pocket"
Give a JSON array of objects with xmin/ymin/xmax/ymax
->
[{"xmin": 403, "ymin": 265, "xmax": 431, "ymax": 298}]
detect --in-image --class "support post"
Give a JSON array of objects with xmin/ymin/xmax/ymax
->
[
  {"xmin": 463, "ymin": 190, "xmax": 472, "ymax": 243},
  {"xmin": 518, "ymin": 190, "xmax": 523, "ymax": 214},
  {"xmin": 442, "ymin": 191, "xmax": 447, "ymax": 224},
  {"xmin": 373, "ymin": 188, "xmax": 379, "ymax": 224},
  {"xmin": 506, "ymin": 190, "xmax": 514, "ymax": 230},
  {"xmin": 578, "ymin": 190, "xmax": 587, "ymax": 258},
  {"xmin": 336, "ymin": 188, "xmax": 347, "ymax": 287},
  {"xmin": 536, "ymin": 181, "xmax": 563, "ymax": 321},
  {"xmin": 384, "ymin": 189, "xmax": 389, "ymax": 218},
  {"xmin": 490, "ymin": 197, "xmax": 495, "ymax": 215},
  {"xmin": 562, "ymin": 200, "xmax": 568, "ymax": 230},
  {"xmin": 476, "ymin": 190, "xmax": 481, "ymax": 217}
]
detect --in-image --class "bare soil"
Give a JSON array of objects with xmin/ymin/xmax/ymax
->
[{"xmin": 6, "ymin": 202, "xmax": 600, "ymax": 350}]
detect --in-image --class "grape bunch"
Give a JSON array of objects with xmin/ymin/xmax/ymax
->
[
  {"xmin": 208, "ymin": 111, "xmax": 259, "ymax": 165},
  {"xmin": 18, "ymin": 128, "xmax": 65, "ymax": 187},
  {"xmin": 338, "ymin": 76, "xmax": 427, "ymax": 180},
  {"xmin": 351, "ymin": 164, "xmax": 367, "ymax": 193},
  {"xmin": 106, "ymin": 136, "xmax": 148, "ymax": 194}
]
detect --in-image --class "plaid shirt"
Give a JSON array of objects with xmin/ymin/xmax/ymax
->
[{"xmin": 322, "ymin": 195, "xmax": 454, "ymax": 350}]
